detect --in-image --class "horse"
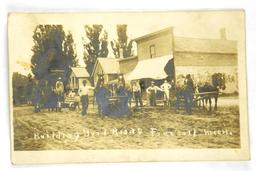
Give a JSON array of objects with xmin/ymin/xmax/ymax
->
[
  {"xmin": 94, "ymin": 73, "xmax": 110, "ymax": 115},
  {"xmin": 197, "ymin": 73, "xmax": 226, "ymax": 111},
  {"xmin": 115, "ymin": 75, "xmax": 131, "ymax": 114}
]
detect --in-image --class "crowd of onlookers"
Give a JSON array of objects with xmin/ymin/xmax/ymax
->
[
  {"xmin": 130, "ymin": 74, "xmax": 194, "ymax": 114},
  {"xmin": 29, "ymin": 74, "xmax": 196, "ymax": 115}
]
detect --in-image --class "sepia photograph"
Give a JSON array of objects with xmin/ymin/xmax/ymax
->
[{"xmin": 8, "ymin": 11, "xmax": 249, "ymax": 163}]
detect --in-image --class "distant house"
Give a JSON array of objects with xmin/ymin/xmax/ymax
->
[
  {"xmin": 128, "ymin": 27, "xmax": 238, "ymax": 93},
  {"xmin": 91, "ymin": 58, "xmax": 120, "ymax": 86},
  {"xmin": 69, "ymin": 67, "xmax": 90, "ymax": 90},
  {"xmin": 91, "ymin": 56, "xmax": 138, "ymax": 86}
]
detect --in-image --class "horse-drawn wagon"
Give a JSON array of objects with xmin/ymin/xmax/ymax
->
[
  {"xmin": 175, "ymin": 73, "xmax": 226, "ymax": 112},
  {"xmin": 61, "ymin": 94, "xmax": 80, "ymax": 111},
  {"xmin": 94, "ymin": 73, "xmax": 132, "ymax": 117}
]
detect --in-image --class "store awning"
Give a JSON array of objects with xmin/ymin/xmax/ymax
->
[{"xmin": 126, "ymin": 55, "xmax": 173, "ymax": 80}]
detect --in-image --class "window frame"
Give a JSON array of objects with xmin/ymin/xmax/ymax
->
[{"xmin": 149, "ymin": 44, "xmax": 156, "ymax": 58}]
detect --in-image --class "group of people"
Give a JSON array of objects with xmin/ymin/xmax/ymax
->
[
  {"xmin": 131, "ymin": 74, "xmax": 195, "ymax": 114},
  {"xmin": 31, "ymin": 74, "xmax": 195, "ymax": 115},
  {"xmin": 32, "ymin": 77, "xmax": 64, "ymax": 113},
  {"xmin": 130, "ymin": 79, "xmax": 176, "ymax": 108},
  {"xmin": 146, "ymin": 80, "xmax": 176, "ymax": 107},
  {"xmin": 78, "ymin": 75, "xmax": 195, "ymax": 115}
]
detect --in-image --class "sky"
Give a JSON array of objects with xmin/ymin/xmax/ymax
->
[{"xmin": 8, "ymin": 11, "xmax": 245, "ymax": 75}]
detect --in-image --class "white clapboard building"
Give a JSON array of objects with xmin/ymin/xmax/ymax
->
[{"xmin": 68, "ymin": 67, "xmax": 91, "ymax": 90}]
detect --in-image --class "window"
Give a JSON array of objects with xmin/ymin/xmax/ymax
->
[{"xmin": 149, "ymin": 45, "xmax": 156, "ymax": 58}]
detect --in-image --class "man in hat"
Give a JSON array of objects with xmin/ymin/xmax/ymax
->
[
  {"xmin": 184, "ymin": 74, "xmax": 194, "ymax": 114},
  {"xmin": 146, "ymin": 81, "xmax": 163, "ymax": 106},
  {"xmin": 78, "ymin": 80, "xmax": 94, "ymax": 115}
]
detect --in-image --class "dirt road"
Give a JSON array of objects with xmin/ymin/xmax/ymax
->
[{"xmin": 13, "ymin": 96, "xmax": 240, "ymax": 150}]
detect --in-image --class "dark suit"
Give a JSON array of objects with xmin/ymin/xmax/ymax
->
[{"xmin": 184, "ymin": 78, "xmax": 194, "ymax": 114}]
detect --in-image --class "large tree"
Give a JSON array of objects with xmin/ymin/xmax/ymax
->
[
  {"xmin": 63, "ymin": 31, "xmax": 79, "ymax": 68},
  {"xmin": 30, "ymin": 25, "xmax": 78, "ymax": 86},
  {"xmin": 111, "ymin": 24, "xmax": 134, "ymax": 58},
  {"xmin": 83, "ymin": 25, "xmax": 109, "ymax": 75}
]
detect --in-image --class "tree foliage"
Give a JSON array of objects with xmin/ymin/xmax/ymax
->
[
  {"xmin": 83, "ymin": 25, "xmax": 109, "ymax": 75},
  {"xmin": 111, "ymin": 24, "xmax": 134, "ymax": 58},
  {"xmin": 63, "ymin": 31, "xmax": 79, "ymax": 68},
  {"xmin": 30, "ymin": 25, "xmax": 78, "ymax": 86},
  {"xmin": 12, "ymin": 72, "xmax": 30, "ymax": 105}
]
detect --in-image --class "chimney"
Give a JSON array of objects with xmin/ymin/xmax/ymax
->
[
  {"xmin": 220, "ymin": 28, "xmax": 227, "ymax": 40},
  {"xmin": 119, "ymin": 48, "xmax": 124, "ymax": 59}
]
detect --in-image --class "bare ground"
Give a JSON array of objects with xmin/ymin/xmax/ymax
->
[{"xmin": 13, "ymin": 96, "xmax": 240, "ymax": 150}]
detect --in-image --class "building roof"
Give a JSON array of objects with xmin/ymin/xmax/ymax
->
[
  {"xmin": 117, "ymin": 56, "xmax": 138, "ymax": 62},
  {"xmin": 134, "ymin": 27, "xmax": 173, "ymax": 42},
  {"xmin": 126, "ymin": 55, "xmax": 173, "ymax": 80},
  {"xmin": 70, "ymin": 67, "xmax": 90, "ymax": 78},
  {"xmin": 93, "ymin": 58, "xmax": 120, "ymax": 76},
  {"xmin": 174, "ymin": 37, "xmax": 237, "ymax": 54}
]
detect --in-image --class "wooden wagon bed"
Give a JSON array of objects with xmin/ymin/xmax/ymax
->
[{"xmin": 61, "ymin": 96, "xmax": 80, "ymax": 110}]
